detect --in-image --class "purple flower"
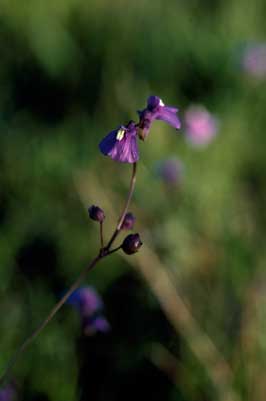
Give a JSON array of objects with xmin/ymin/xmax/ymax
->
[
  {"xmin": 242, "ymin": 42, "xmax": 266, "ymax": 78},
  {"xmin": 99, "ymin": 121, "xmax": 139, "ymax": 163},
  {"xmin": 0, "ymin": 385, "xmax": 16, "ymax": 401},
  {"xmin": 67, "ymin": 286, "xmax": 103, "ymax": 315},
  {"xmin": 184, "ymin": 105, "xmax": 218, "ymax": 147},
  {"xmin": 67, "ymin": 286, "xmax": 110, "ymax": 335},
  {"xmin": 99, "ymin": 96, "xmax": 180, "ymax": 163},
  {"xmin": 157, "ymin": 158, "xmax": 184, "ymax": 186},
  {"xmin": 83, "ymin": 315, "xmax": 110, "ymax": 336},
  {"xmin": 137, "ymin": 96, "xmax": 181, "ymax": 140}
]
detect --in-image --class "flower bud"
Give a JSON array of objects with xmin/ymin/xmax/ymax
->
[
  {"xmin": 137, "ymin": 119, "xmax": 151, "ymax": 141},
  {"xmin": 121, "ymin": 212, "xmax": 136, "ymax": 230},
  {"xmin": 122, "ymin": 233, "xmax": 142, "ymax": 255},
  {"xmin": 88, "ymin": 205, "xmax": 105, "ymax": 222}
]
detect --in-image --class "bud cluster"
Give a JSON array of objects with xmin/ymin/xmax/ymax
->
[{"xmin": 88, "ymin": 205, "xmax": 142, "ymax": 256}]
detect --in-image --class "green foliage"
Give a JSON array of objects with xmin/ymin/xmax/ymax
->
[{"xmin": 0, "ymin": 0, "xmax": 266, "ymax": 400}]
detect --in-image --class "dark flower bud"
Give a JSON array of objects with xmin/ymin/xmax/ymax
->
[
  {"xmin": 121, "ymin": 212, "xmax": 136, "ymax": 230},
  {"xmin": 138, "ymin": 119, "xmax": 151, "ymax": 141},
  {"xmin": 122, "ymin": 233, "xmax": 142, "ymax": 255},
  {"xmin": 88, "ymin": 205, "xmax": 105, "ymax": 222}
]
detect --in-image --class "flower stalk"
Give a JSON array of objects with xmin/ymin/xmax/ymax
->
[
  {"xmin": 1, "ymin": 94, "xmax": 180, "ymax": 386},
  {"xmin": 0, "ymin": 162, "xmax": 139, "ymax": 385}
]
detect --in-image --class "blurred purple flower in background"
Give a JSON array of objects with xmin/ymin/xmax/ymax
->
[
  {"xmin": 184, "ymin": 105, "xmax": 218, "ymax": 147},
  {"xmin": 138, "ymin": 96, "xmax": 181, "ymax": 140},
  {"xmin": 67, "ymin": 286, "xmax": 110, "ymax": 336},
  {"xmin": 82, "ymin": 315, "xmax": 110, "ymax": 336},
  {"xmin": 157, "ymin": 158, "xmax": 184, "ymax": 186},
  {"xmin": 0, "ymin": 385, "xmax": 16, "ymax": 401},
  {"xmin": 99, "ymin": 121, "xmax": 139, "ymax": 163},
  {"xmin": 242, "ymin": 42, "xmax": 266, "ymax": 78}
]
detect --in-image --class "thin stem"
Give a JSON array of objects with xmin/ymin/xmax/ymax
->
[
  {"xmin": 0, "ymin": 253, "xmax": 104, "ymax": 385},
  {"xmin": 117, "ymin": 162, "xmax": 137, "ymax": 230},
  {"xmin": 106, "ymin": 162, "xmax": 137, "ymax": 250},
  {"xmin": 100, "ymin": 221, "xmax": 104, "ymax": 249},
  {"xmin": 107, "ymin": 245, "xmax": 122, "ymax": 255},
  {"xmin": 0, "ymin": 161, "xmax": 138, "ymax": 384}
]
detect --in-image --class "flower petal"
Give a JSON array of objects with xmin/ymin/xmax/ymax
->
[
  {"xmin": 163, "ymin": 106, "xmax": 178, "ymax": 113},
  {"xmin": 99, "ymin": 129, "xmax": 118, "ymax": 156},
  {"xmin": 112, "ymin": 133, "xmax": 139, "ymax": 163},
  {"xmin": 99, "ymin": 127, "xmax": 139, "ymax": 163},
  {"xmin": 156, "ymin": 107, "xmax": 181, "ymax": 129},
  {"xmin": 147, "ymin": 95, "xmax": 161, "ymax": 110}
]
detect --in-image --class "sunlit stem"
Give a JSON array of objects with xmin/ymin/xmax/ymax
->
[
  {"xmin": 106, "ymin": 162, "xmax": 137, "ymax": 250},
  {"xmin": 100, "ymin": 221, "xmax": 104, "ymax": 249}
]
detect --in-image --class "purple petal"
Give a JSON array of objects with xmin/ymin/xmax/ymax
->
[
  {"xmin": 156, "ymin": 107, "xmax": 181, "ymax": 129},
  {"xmin": 83, "ymin": 316, "xmax": 111, "ymax": 336},
  {"xmin": 137, "ymin": 97, "xmax": 181, "ymax": 138},
  {"xmin": 147, "ymin": 95, "xmax": 161, "ymax": 110},
  {"xmin": 78, "ymin": 288, "xmax": 103, "ymax": 316},
  {"xmin": 99, "ymin": 127, "xmax": 139, "ymax": 163},
  {"xmin": 0, "ymin": 385, "xmax": 16, "ymax": 401},
  {"xmin": 67, "ymin": 286, "xmax": 103, "ymax": 315},
  {"xmin": 163, "ymin": 106, "xmax": 178, "ymax": 113},
  {"xmin": 99, "ymin": 129, "xmax": 119, "ymax": 156},
  {"xmin": 92, "ymin": 316, "xmax": 111, "ymax": 332},
  {"xmin": 111, "ymin": 135, "xmax": 139, "ymax": 163}
]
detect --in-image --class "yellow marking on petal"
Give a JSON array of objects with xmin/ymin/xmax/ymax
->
[
  {"xmin": 159, "ymin": 98, "xmax": 165, "ymax": 107},
  {"xmin": 116, "ymin": 128, "xmax": 126, "ymax": 141}
]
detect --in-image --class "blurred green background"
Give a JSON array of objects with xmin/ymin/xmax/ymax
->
[{"xmin": 1, "ymin": 0, "xmax": 266, "ymax": 400}]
